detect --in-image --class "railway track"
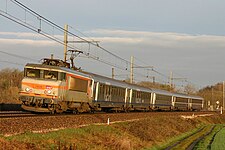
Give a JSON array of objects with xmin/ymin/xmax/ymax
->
[
  {"xmin": 0, "ymin": 113, "xmax": 37, "ymax": 118},
  {"xmin": 0, "ymin": 110, "xmax": 117, "ymax": 119},
  {"xmin": 0, "ymin": 110, "xmax": 214, "ymax": 119},
  {"xmin": 0, "ymin": 111, "xmax": 34, "ymax": 118},
  {"xmin": 0, "ymin": 111, "xmax": 31, "ymax": 114},
  {"xmin": 0, "ymin": 110, "xmax": 215, "ymax": 119}
]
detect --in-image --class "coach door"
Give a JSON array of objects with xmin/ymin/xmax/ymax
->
[
  {"xmin": 125, "ymin": 88, "xmax": 130, "ymax": 107},
  {"xmin": 104, "ymin": 85, "xmax": 112, "ymax": 101},
  {"xmin": 93, "ymin": 82, "xmax": 99, "ymax": 101}
]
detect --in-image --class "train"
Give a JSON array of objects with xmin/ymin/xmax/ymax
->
[{"xmin": 19, "ymin": 58, "xmax": 204, "ymax": 113}]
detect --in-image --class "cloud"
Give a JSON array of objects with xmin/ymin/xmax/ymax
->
[
  {"xmin": 0, "ymin": 31, "xmax": 64, "ymax": 47},
  {"xmin": 1, "ymin": 30, "xmax": 225, "ymax": 49},
  {"xmin": 88, "ymin": 29, "xmax": 225, "ymax": 49},
  {"xmin": 0, "ymin": 32, "xmax": 41, "ymax": 38},
  {"xmin": 0, "ymin": 38, "xmax": 57, "ymax": 46},
  {"xmin": 1, "ymin": 30, "xmax": 225, "ymax": 87},
  {"xmin": 0, "ymin": 31, "xmax": 64, "ymax": 42}
]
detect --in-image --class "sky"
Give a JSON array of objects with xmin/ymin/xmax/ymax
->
[{"xmin": 0, "ymin": 0, "xmax": 225, "ymax": 90}]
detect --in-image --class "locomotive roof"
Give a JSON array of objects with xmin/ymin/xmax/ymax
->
[{"xmin": 25, "ymin": 63, "xmax": 92, "ymax": 79}]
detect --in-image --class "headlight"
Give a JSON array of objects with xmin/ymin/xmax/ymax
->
[
  {"xmin": 44, "ymin": 90, "xmax": 54, "ymax": 95},
  {"xmin": 25, "ymin": 87, "xmax": 32, "ymax": 92},
  {"xmin": 44, "ymin": 90, "xmax": 52, "ymax": 95},
  {"xmin": 47, "ymin": 90, "xmax": 52, "ymax": 94}
]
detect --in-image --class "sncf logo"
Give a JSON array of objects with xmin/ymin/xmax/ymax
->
[{"xmin": 46, "ymin": 85, "xmax": 53, "ymax": 90}]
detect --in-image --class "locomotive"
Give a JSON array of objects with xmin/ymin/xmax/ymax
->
[{"xmin": 19, "ymin": 58, "xmax": 204, "ymax": 113}]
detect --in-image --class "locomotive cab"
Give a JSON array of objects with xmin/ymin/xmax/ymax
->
[
  {"xmin": 20, "ymin": 59, "xmax": 93, "ymax": 113},
  {"xmin": 20, "ymin": 65, "xmax": 67, "ymax": 113}
]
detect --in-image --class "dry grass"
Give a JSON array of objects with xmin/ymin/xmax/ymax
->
[{"xmin": 1, "ymin": 113, "xmax": 225, "ymax": 150}]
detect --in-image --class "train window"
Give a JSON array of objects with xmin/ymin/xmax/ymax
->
[
  {"xmin": 192, "ymin": 99, "xmax": 202, "ymax": 104},
  {"xmin": 69, "ymin": 77, "xmax": 88, "ymax": 92},
  {"xmin": 89, "ymin": 80, "xmax": 92, "ymax": 88},
  {"xmin": 103, "ymin": 85, "xmax": 105, "ymax": 94},
  {"xmin": 59, "ymin": 72, "xmax": 66, "ymax": 81},
  {"xmin": 138, "ymin": 92, "xmax": 140, "ymax": 98},
  {"xmin": 111, "ymin": 86, "xmax": 115, "ymax": 95},
  {"xmin": 176, "ymin": 97, "xmax": 188, "ymax": 102},
  {"xmin": 102, "ymin": 85, "xmax": 104, "ymax": 94},
  {"xmin": 26, "ymin": 68, "xmax": 40, "ymax": 78},
  {"xmin": 100, "ymin": 85, "xmax": 102, "ymax": 94},
  {"xmin": 108, "ymin": 86, "xmax": 110, "ymax": 94},
  {"xmin": 99, "ymin": 84, "xmax": 103, "ymax": 94},
  {"xmin": 142, "ymin": 93, "xmax": 144, "ymax": 99},
  {"xmin": 122, "ymin": 89, "xmax": 125, "ymax": 96},
  {"xmin": 132, "ymin": 91, "xmax": 136, "ymax": 98},
  {"xmin": 40, "ymin": 70, "xmax": 44, "ymax": 79},
  {"xmin": 44, "ymin": 70, "xmax": 58, "ymax": 80},
  {"xmin": 156, "ymin": 94, "xmax": 172, "ymax": 101}
]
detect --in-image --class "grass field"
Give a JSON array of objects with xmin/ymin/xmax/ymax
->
[
  {"xmin": 193, "ymin": 124, "xmax": 225, "ymax": 150},
  {"xmin": 211, "ymin": 126, "xmax": 225, "ymax": 150},
  {"xmin": 2, "ymin": 125, "xmax": 134, "ymax": 150},
  {"xmin": 1, "ymin": 114, "xmax": 225, "ymax": 149},
  {"xmin": 1, "ymin": 116, "xmax": 201, "ymax": 150},
  {"xmin": 171, "ymin": 125, "xmax": 213, "ymax": 149},
  {"xmin": 149, "ymin": 126, "xmax": 204, "ymax": 150}
]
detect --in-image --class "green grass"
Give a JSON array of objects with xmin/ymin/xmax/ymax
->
[
  {"xmin": 172, "ymin": 125, "xmax": 214, "ymax": 149},
  {"xmin": 2, "ymin": 115, "xmax": 225, "ymax": 150},
  {"xmin": 194, "ymin": 124, "xmax": 224, "ymax": 150},
  {"xmin": 149, "ymin": 125, "xmax": 204, "ymax": 150},
  {"xmin": 5, "ymin": 125, "xmax": 125, "ymax": 149},
  {"xmin": 211, "ymin": 126, "xmax": 225, "ymax": 150}
]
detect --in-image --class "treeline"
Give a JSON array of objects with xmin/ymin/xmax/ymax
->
[
  {"xmin": 0, "ymin": 68, "xmax": 23, "ymax": 104},
  {"xmin": 198, "ymin": 82, "xmax": 224, "ymax": 110}
]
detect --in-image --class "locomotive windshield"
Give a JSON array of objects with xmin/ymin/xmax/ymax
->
[
  {"xmin": 26, "ymin": 68, "xmax": 40, "ymax": 78},
  {"xmin": 25, "ymin": 68, "xmax": 66, "ymax": 81},
  {"xmin": 44, "ymin": 70, "xmax": 58, "ymax": 80}
]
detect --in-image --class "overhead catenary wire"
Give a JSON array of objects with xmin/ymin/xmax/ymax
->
[
  {"xmin": 170, "ymin": 71, "xmax": 201, "ymax": 89},
  {"xmin": 0, "ymin": 50, "xmax": 38, "ymax": 62},
  {"xmin": 0, "ymin": 60, "xmax": 24, "ymax": 66},
  {"xmin": 11, "ymin": 0, "xmax": 131, "ymax": 63},
  {"xmin": 134, "ymin": 55, "xmax": 200, "ymax": 88},
  {"xmin": 0, "ymin": 1, "xmax": 130, "ymax": 70},
  {"xmin": 0, "ymin": 0, "xmax": 198, "ymax": 90},
  {"xmin": 68, "ymin": 25, "xmax": 97, "ymax": 44},
  {"xmin": 0, "ymin": 10, "xmax": 171, "ymax": 85}
]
